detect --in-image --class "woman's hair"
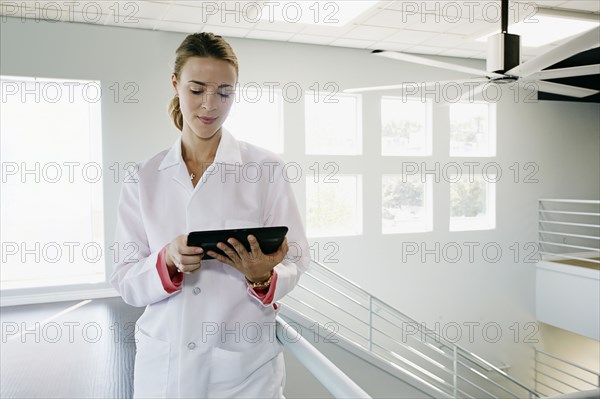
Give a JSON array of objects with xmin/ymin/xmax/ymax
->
[{"xmin": 169, "ymin": 32, "xmax": 239, "ymax": 131}]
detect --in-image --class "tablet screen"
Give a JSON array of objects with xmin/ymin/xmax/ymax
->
[{"xmin": 187, "ymin": 226, "xmax": 288, "ymax": 260}]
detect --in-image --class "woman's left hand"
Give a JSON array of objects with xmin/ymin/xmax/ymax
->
[{"xmin": 207, "ymin": 235, "xmax": 288, "ymax": 282}]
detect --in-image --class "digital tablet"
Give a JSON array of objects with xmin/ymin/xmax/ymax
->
[{"xmin": 187, "ymin": 226, "xmax": 288, "ymax": 260}]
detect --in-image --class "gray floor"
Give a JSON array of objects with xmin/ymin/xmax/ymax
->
[{"xmin": 1, "ymin": 297, "xmax": 144, "ymax": 399}]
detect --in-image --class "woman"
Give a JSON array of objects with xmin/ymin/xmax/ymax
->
[{"xmin": 110, "ymin": 32, "xmax": 310, "ymax": 398}]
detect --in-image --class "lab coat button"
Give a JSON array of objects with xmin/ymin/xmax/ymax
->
[
  {"xmin": 187, "ymin": 342, "xmax": 196, "ymax": 350},
  {"xmin": 193, "ymin": 287, "xmax": 201, "ymax": 295}
]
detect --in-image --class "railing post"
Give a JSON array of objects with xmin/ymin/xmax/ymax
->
[
  {"xmin": 453, "ymin": 346, "xmax": 458, "ymax": 398},
  {"xmin": 533, "ymin": 347, "xmax": 538, "ymax": 393},
  {"xmin": 368, "ymin": 295, "xmax": 373, "ymax": 351}
]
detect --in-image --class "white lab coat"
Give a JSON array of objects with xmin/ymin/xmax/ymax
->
[{"xmin": 110, "ymin": 129, "xmax": 310, "ymax": 398}]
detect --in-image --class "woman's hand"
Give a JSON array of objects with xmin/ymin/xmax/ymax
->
[
  {"xmin": 207, "ymin": 235, "xmax": 288, "ymax": 282},
  {"xmin": 165, "ymin": 234, "xmax": 204, "ymax": 276}
]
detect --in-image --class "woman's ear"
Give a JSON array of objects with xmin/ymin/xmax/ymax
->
[{"xmin": 171, "ymin": 74, "xmax": 178, "ymax": 94}]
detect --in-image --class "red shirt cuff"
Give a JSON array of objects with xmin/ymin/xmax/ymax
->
[
  {"xmin": 156, "ymin": 245, "xmax": 183, "ymax": 294},
  {"xmin": 248, "ymin": 271, "xmax": 278, "ymax": 305}
]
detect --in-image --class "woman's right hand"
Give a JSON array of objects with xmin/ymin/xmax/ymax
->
[{"xmin": 165, "ymin": 234, "xmax": 204, "ymax": 276}]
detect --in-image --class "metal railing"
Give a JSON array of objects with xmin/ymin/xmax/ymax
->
[
  {"xmin": 534, "ymin": 348, "xmax": 600, "ymax": 397},
  {"xmin": 281, "ymin": 260, "xmax": 541, "ymax": 399},
  {"xmin": 538, "ymin": 199, "xmax": 600, "ymax": 265},
  {"xmin": 276, "ymin": 316, "xmax": 371, "ymax": 398}
]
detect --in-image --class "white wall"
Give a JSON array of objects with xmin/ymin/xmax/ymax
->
[{"xmin": 2, "ymin": 17, "xmax": 599, "ymax": 387}]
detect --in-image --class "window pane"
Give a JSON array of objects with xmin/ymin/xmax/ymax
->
[
  {"xmin": 305, "ymin": 92, "xmax": 362, "ymax": 155},
  {"xmin": 449, "ymin": 102, "xmax": 496, "ymax": 157},
  {"xmin": 306, "ymin": 175, "xmax": 362, "ymax": 237},
  {"xmin": 224, "ymin": 87, "xmax": 284, "ymax": 153},
  {"xmin": 449, "ymin": 174, "xmax": 496, "ymax": 231},
  {"xmin": 1, "ymin": 75, "xmax": 104, "ymax": 289},
  {"xmin": 381, "ymin": 97, "xmax": 431, "ymax": 156},
  {"xmin": 382, "ymin": 174, "xmax": 432, "ymax": 234}
]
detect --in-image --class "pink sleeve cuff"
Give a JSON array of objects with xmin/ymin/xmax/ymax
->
[
  {"xmin": 156, "ymin": 245, "xmax": 183, "ymax": 294},
  {"xmin": 247, "ymin": 271, "xmax": 278, "ymax": 305}
]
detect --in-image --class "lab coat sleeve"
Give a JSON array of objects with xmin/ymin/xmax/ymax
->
[
  {"xmin": 252, "ymin": 164, "xmax": 310, "ymax": 306},
  {"xmin": 110, "ymin": 178, "xmax": 179, "ymax": 307}
]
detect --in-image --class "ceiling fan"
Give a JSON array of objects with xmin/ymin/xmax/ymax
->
[{"xmin": 345, "ymin": 0, "xmax": 600, "ymax": 99}]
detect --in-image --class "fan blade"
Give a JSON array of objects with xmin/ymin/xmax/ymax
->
[
  {"xmin": 344, "ymin": 78, "xmax": 489, "ymax": 93},
  {"xmin": 372, "ymin": 50, "xmax": 505, "ymax": 79},
  {"xmin": 533, "ymin": 81, "xmax": 599, "ymax": 98},
  {"xmin": 506, "ymin": 26, "xmax": 600, "ymax": 78},
  {"xmin": 526, "ymin": 64, "xmax": 600, "ymax": 81}
]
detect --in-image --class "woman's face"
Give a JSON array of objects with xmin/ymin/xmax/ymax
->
[{"xmin": 172, "ymin": 56, "xmax": 237, "ymax": 140}]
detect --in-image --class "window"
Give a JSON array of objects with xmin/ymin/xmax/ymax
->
[
  {"xmin": 306, "ymin": 175, "xmax": 362, "ymax": 237},
  {"xmin": 449, "ymin": 102, "xmax": 496, "ymax": 157},
  {"xmin": 449, "ymin": 174, "xmax": 496, "ymax": 231},
  {"xmin": 382, "ymin": 174, "xmax": 433, "ymax": 234},
  {"xmin": 381, "ymin": 97, "xmax": 432, "ymax": 156},
  {"xmin": 224, "ymin": 86, "xmax": 284, "ymax": 153},
  {"xmin": 305, "ymin": 92, "xmax": 362, "ymax": 155},
  {"xmin": 1, "ymin": 75, "xmax": 104, "ymax": 290}
]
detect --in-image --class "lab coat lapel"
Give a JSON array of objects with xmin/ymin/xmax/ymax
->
[{"xmin": 157, "ymin": 136, "xmax": 194, "ymax": 193}]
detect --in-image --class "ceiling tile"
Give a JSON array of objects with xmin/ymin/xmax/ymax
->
[
  {"xmin": 340, "ymin": 24, "xmax": 397, "ymax": 40},
  {"xmin": 362, "ymin": 8, "xmax": 417, "ymax": 29},
  {"xmin": 104, "ymin": 16, "xmax": 159, "ymax": 30},
  {"xmin": 201, "ymin": 24, "xmax": 250, "ymax": 38},
  {"xmin": 161, "ymin": 4, "xmax": 212, "ymax": 25},
  {"xmin": 408, "ymin": 17, "xmax": 469, "ymax": 33},
  {"xmin": 385, "ymin": 29, "xmax": 439, "ymax": 44},
  {"xmin": 132, "ymin": 1, "xmax": 170, "ymax": 20},
  {"xmin": 253, "ymin": 20, "xmax": 305, "ymax": 33},
  {"xmin": 296, "ymin": 22, "xmax": 355, "ymax": 37},
  {"xmin": 553, "ymin": 0, "xmax": 600, "ymax": 12},
  {"xmin": 421, "ymin": 33, "xmax": 469, "ymax": 48},
  {"xmin": 156, "ymin": 19, "xmax": 203, "ymax": 33}
]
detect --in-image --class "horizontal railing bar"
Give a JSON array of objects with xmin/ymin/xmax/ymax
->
[
  {"xmin": 276, "ymin": 316, "xmax": 371, "ymax": 398},
  {"xmin": 457, "ymin": 373, "xmax": 504, "ymax": 399},
  {"xmin": 308, "ymin": 260, "xmax": 540, "ymax": 397},
  {"xmin": 371, "ymin": 298, "xmax": 460, "ymax": 353},
  {"xmin": 536, "ymin": 349, "xmax": 600, "ymax": 376},
  {"xmin": 539, "ymin": 241, "xmax": 600, "ymax": 252},
  {"xmin": 371, "ymin": 319, "xmax": 457, "ymax": 367},
  {"xmin": 370, "ymin": 311, "xmax": 455, "ymax": 358},
  {"xmin": 371, "ymin": 350, "xmax": 454, "ymax": 398},
  {"xmin": 309, "ymin": 260, "xmax": 369, "ymax": 294},
  {"xmin": 538, "ymin": 220, "xmax": 600, "ymax": 228},
  {"xmin": 535, "ymin": 369, "xmax": 586, "ymax": 392},
  {"xmin": 538, "ymin": 210, "xmax": 600, "ymax": 216},
  {"xmin": 536, "ymin": 361, "xmax": 599, "ymax": 386},
  {"xmin": 457, "ymin": 359, "xmax": 524, "ymax": 398},
  {"xmin": 303, "ymin": 271, "xmax": 368, "ymax": 309},
  {"xmin": 539, "ymin": 199, "xmax": 600, "ymax": 204},
  {"xmin": 284, "ymin": 294, "xmax": 370, "ymax": 343},
  {"xmin": 534, "ymin": 379, "xmax": 565, "ymax": 395},
  {"xmin": 456, "ymin": 349, "xmax": 539, "ymax": 395},
  {"xmin": 455, "ymin": 386, "xmax": 476, "ymax": 399},
  {"xmin": 373, "ymin": 343, "xmax": 454, "ymax": 389},
  {"xmin": 539, "ymin": 231, "xmax": 600, "ymax": 240},
  {"xmin": 295, "ymin": 284, "xmax": 370, "ymax": 329},
  {"xmin": 538, "ymin": 252, "xmax": 600, "ymax": 263},
  {"xmin": 370, "ymin": 328, "xmax": 454, "ymax": 375}
]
